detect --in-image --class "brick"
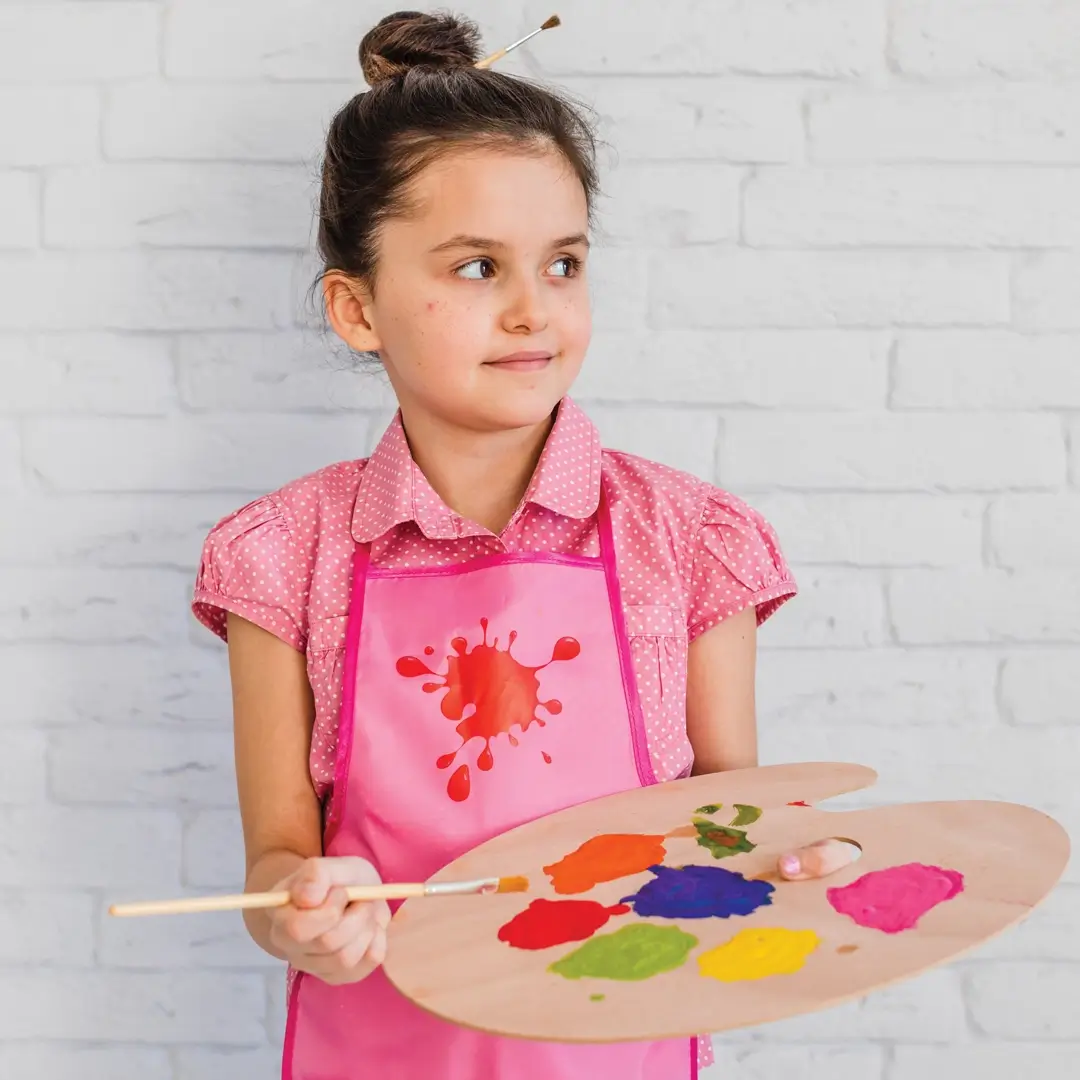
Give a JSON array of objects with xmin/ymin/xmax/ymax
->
[
  {"xmin": 105, "ymin": 80, "xmax": 354, "ymax": 161},
  {"xmin": 752, "ymin": 494, "xmax": 983, "ymax": 566},
  {"xmin": 51, "ymin": 728, "xmax": 236, "ymax": 805},
  {"xmin": 45, "ymin": 164, "xmax": 313, "ymax": 249},
  {"xmin": 0, "ymin": 568, "xmax": 191, "ymax": 644},
  {"xmin": 184, "ymin": 809, "xmax": 245, "ymax": 889},
  {"xmin": 0, "ymin": 1045, "xmax": 171, "ymax": 1080},
  {"xmin": 966, "ymin": 963, "xmax": 1080, "ymax": 1039},
  {"xmin": 0, "ymin": 252, "xmax": 298, "ymax": 330},
  {"xmin": 0, "ymin": 970, "xmax": 264, "ymax": 1043},
  {"xmin": 577, "ymin": 331, "xmax": 887, "ymax": 409},
  {"xmin": 0, "ymin": 889, "xmax": 95, "ymax": 964},
  {"xmin": 891, "ymin": 0, "xmax": 1080, "ymax": 79},
  {"xmin": 0, "ymin": 644, "xmax": 229, "ymax": 727},
  {"xmin": 892, "ymin": 1044, "xmax": 1080, "ymax": 1080},
  {"xmin": 0, "ymin": 3, "xmax": 159, "ymax": 82},
  {"xmin": 24, "ymin": 414, "xmax": 379, "ymax": 493},
  {"xmin": 0, "ymin": 86, "xmax": 100, "ymax": 166},
  {"xmin": 175, "ymin": 1048, "xmax": 285, "ymax": 1080},
  {"xmin": 584, "ymin": 406, "xmax": 718, "ymax": 480},
  {"xmin": 1014, "ymin": 254, "xmax": 1080, "ymax": 330},
  {"xmin": 0, "ymin": 420, "xmax": 19, "ymax": 490},
  {"xmin": 755, "ymin": 569, "xmax": 888, "ymax": 649},
  {"xmin": 0, "ymin": 492, "xmax": 237, "ymax": 567},
  {"xmin": 589, "ymin": 246, "xmax": 649, "ymax": 332},
  {"xmin": 810, "ymin": 87, "xmax": 1080, "ymax": 164},
  {"xmin": 0, "ymin": 730, "xmax": 46, "ymax": 803},
  {"xmin": 746, "ymin": 166, "xmax": 1080, "ymax": 248},
  {"xmin": 176, "ymin": 331, "xmax": 396, "ymax": 412},
  {"xmin": 890, "ymin": 570, "xmax": 1080, "ymax": 644},
  {"xmin": 1, "ymin": 333, "xmax": 174, "ymax": 413},
  {"xmin": 709, "ymin": 1045, "xmax": 885, "ymax": 1080},
  {"xmin": 100, "ymin": 896, "xmax": 276, "ymax": 969},
  {"xmin": 756, "ymin": 650, "xmax": 998, "ymax": 727},
  {"xmin": 562, "ymin": 77, "xmax": 803, "ymax": 163},
  {"xmin": 894, "ymin": 331, "xmax": 1080, "ymax": 409},
  {"xmin": 601, "ymin": 163, "xmax": 740, "ymax": 246},
  {"xmin": 651, "ymin": 251, "xmax": 1007, "ymax": 329},
  {"xmin": 532, "ymin": 0, "xmax": 882, "ymax": 76},
  {"xmin": 0, "ymin": 170, "xmax": 37, "ymax": 248},
  {"xmin": 1001, "ymin": 651, "xmax": 1080, "ymax": 726},
  {"xmin": 977, "ymin": 885, "xmax": 1080, "ymax": 961},
  {"xmin": 990, "ymin": 495, "xmax": 1080, "ymax": 569},
  {"xmin": 721, "ymin": 413, "xmax": 1064, "ymax": 492},
  {"xmin": 0, "ymin": 806, "xmax": 180, "ymax": 888},
  {"xmin": 754, "ymin": 969, "xmax": 965, "ymax": 1041}
]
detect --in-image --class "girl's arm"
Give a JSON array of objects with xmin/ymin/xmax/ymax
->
[
  {"xmin": 226, "ymin": 612, "xmax": 325, "ymax": 956},
  {"xmin": 686, "ymin": 605, "xmax": 857, "ymax": 880}
]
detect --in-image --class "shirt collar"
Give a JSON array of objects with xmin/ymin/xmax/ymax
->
[{"xmin": 350, "ymin": 397, "xmax": 602, "ymax": 544}]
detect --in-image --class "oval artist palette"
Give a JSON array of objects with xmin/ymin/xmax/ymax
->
[{"xmin": 382, "ymin": 762, "xmax": 1069, "ymax": 1043}]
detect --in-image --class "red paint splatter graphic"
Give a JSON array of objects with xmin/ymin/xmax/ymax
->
[
  {"xmin": 397, "ymin": 619, "xmax": 580, "ymax": 802},
  {"xmin": 498, "ymin": 899, "xmax": 631, "ymax": 950}
]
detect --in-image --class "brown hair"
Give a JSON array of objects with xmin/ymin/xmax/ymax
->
[{"xmin": 317, "ymin": 10, "xmax": 599, "ymax": 288}]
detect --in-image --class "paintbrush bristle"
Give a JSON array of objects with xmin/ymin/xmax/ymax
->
[
  {"xmin": 542, "ymin": 15, "xmax": 561, "ymax": 31},
  {"xmin": 497, "ymin": 875, "xmax": 529, "ymax": 893}
]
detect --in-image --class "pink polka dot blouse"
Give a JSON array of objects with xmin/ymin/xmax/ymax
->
[{"xmin": 193, "ymin": 398, "xmax": 797, "ymax": 796}]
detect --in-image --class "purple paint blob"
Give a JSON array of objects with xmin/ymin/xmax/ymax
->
[
  {"xmin": 827, "ymin": 862, "xmax": 965, "ymax": 934},
  {"xmin": 620, "ymin": 864, "xmax": 774, "ymax": 919}
]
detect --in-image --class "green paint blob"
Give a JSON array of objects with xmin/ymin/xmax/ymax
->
[
  {"xmin": 548, "ymin": 923, "xmax": 698, "ymax": 982},
  {"xmin": 693, "ymin": 820, "xmax": 756, "ymax": 859},
  {"xmin": 729, "ymin": 803, "xmax": 762, "ymax": 827},
  {"xmin": 589, "ymin": 994, "xmax": 605, "ymax": 1001},
  {"xmin": 695, "ymin": 803, "xmax": 722, "ymax": 815}
]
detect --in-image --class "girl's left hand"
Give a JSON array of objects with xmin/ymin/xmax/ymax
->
[{"xmin": 777, "ymin": 838, "xmax": 861, "ymax": 881}]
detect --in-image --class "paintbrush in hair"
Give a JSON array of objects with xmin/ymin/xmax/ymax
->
[
  {"xmin": 108, "ymin": 875, "xmax": 530, "ymax": 918},
  {"xmin": 475, "ymin": 14, "xmax": 561, "ymax": 69}
]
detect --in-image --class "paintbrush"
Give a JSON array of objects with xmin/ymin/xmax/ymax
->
[
  {"xmin": 475, "ymin": 14, "xmax": 561, "ymax": 69},
  {"xmin": 108, "ymin": 875, "xmax": 529, "ymax": 918}
]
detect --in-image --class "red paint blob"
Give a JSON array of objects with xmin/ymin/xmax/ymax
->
[
  {"xmin": 542, "ymin": 751, "xmax": 552, "ymax": 764},
  {"xmin": 423, "ymin": 646, "xmax": 435, "ymax": 656},
  {"xmin": 398, "ymin": 619, "xmax": 580, "ymax": 801},
  {"xmin": 498, "ymin": 899, "xmax": 630, "ymax": 950},
  {"xmin": 788, "ymin": 800, "xmax": 811, "ymax": 807}
]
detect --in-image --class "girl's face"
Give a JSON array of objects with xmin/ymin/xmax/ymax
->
[{"xmin": 333, "ymin": 145, "xmax": 592, "ymax": 433}]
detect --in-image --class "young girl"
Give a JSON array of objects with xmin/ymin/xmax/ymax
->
[{"xmin": 193, "ymin": 11, "xmax": 856, "ymax": 1079}]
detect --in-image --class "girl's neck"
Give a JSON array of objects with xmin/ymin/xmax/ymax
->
[{"xmin": 398, "ymin": 405, "xmax": 556, "ymax": 535}]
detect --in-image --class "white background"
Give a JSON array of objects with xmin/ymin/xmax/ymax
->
[{"xmin": 1, "ymin": 1, "xmax": 1078, "ymax": 1077}]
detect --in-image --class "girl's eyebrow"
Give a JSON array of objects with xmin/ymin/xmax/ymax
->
[{"xmin": 428, "ymin": 232, "xmax": 591, "ymax": 254}]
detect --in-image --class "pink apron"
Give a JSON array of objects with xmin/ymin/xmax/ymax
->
[{"xmin": 283, "ymin": 486, "xmax": 696, "ymax": 1079}]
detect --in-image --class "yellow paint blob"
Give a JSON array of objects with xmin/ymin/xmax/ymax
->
[{"xmin": 698, "ymin": 927, "xmax": 820, "ymax": 982}]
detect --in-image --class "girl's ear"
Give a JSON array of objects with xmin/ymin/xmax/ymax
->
[{"xmin": 323, "ymin": 272, "xmax": 381, "ymax": 353}]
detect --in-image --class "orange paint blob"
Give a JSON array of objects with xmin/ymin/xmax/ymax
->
[{"xmin": 543, "ymin": 833, "xmax": 668, "ymax": 895}]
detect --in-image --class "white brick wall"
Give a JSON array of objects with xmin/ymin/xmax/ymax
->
[{"xmin": 0, "ymin": 1, "xmax": 1076, "ymax": 1077}]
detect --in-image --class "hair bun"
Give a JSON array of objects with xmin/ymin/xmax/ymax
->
[{"xmin": 359, "ymin": 10, "xmax": 483, "ymax": 85}]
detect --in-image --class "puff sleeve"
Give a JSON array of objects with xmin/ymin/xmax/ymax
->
[
  {"xmin": 686, "ymin": 488, "xmax": 797, "ymax": 642},
  {"xmin": 192, "ymin": 495, "xmax": 310, "ymax": 652}
]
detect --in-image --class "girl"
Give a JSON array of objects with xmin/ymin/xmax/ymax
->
[{"xmin": 193, "ymin": 11, "xmax": 856, "ymax": 1079}]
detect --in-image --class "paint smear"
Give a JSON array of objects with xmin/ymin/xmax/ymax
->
[
  {"xmin": 695, "ymin": 803, "xmax": 722, "ymax": 815},
  {"xmin": 698, "ymin": 927, "xmax": 821, "ymax": 982},
  {"xmin": 589, "ymin": 994, "xmax": 605, "ymax": 1001},
  {"xmin": 544, "ymin": 833, "xmax": 668, "ymax": 894},
  {"xmin": 788, "ymin": 800, "xmax": 810, "ymax": 807},
  {"xmin": 549, "ymin": 923, "xmax": 698, "ymax": 982},
  {"xmin": 397, "ymin": 619, "xmax": 580, "ymax": 802},
  {"xmin": 497, "ymin": 899, "xmax": 631, "ymax": 950},
  {"xmin": 729, "ymin": 804, "xmax": 762, "ymax": 827},
  {"xmin": 620, "ymin": 864, "xmax": 774, "ymax": 920},
  {"xmin": 837, "ymin": 944, "xmax": 859, "ymax": 954},
  {"xmin": 827, "ymin": 863, "xmax": 964, "ymax": 934},
  {"xmin": 692, "ymin": 820, "xmax": 756, "ymax": 860}
]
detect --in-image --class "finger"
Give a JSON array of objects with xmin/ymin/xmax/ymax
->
[
  {"xmin": 309, "ymin": 901, "xmax": 376, "ymax": 956},
  {"xmin": 289, "ymin": 857, "xmax": 382, "ymax": 908},
  {"xmin": 778, "ymin": 839, "xmax": 861, "ymax": 881},
  {"xmin": 373, "ymin": 900, "xmax": 391, "ymax": 931},
  {"xmin": 366, "ymin": 924, "xmax": 389, "ymax": 968},
  {"xmin": 275, "ymin": 887, "xmax": 350, "ymax": 946}
]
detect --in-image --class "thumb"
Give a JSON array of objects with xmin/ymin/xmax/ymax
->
[{"xmin": 778, "ymin": 838, "xmax": 861, "ymax": 881}]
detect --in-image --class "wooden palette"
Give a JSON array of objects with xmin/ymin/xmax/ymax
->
[{"xmin": 383, "ymin": 762, "xmax": 1069, "ymax": 1043}]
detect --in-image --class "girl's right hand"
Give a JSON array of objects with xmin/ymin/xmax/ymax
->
[{"xmin": 268, "ymin": 856, "xmax": 391, "ymax": 986}]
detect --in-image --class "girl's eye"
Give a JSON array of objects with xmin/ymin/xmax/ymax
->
[
  {"xmin": 455, "ymin": 258, "xmax": 496, "ymax": 280},
  {"xmin": 548, "ymin": 255, "xmax": 582, "ymax": 278}
]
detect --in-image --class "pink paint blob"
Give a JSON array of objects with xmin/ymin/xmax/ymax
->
[{"xmin": 827, "ymin": 862, "xmax": 964, "ymax": 934}]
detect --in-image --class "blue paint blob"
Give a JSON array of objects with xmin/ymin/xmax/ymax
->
[{"xmin": 620, "ymin": 864, "xmax": 774, "ymax": 919}]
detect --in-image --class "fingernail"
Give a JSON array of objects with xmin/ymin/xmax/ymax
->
[{"xmin": 780, "ymin": 854, "xmax": 801, "ymax": 876}]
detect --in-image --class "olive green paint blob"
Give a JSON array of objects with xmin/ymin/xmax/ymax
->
[
  {"xmin": 548, "ymin": 923, "xmax": 699, "ymax": 982},
  {"xmin": 729, "ymin": 804, "xmax": 762, "ymax": 827},
  {"xmin": 695, "ymin": 803, "xmax": 722, "ymax": 815},
  {"xmin": 589, "ymin": 994, "xmax": 605, "ymax": 1001}
]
